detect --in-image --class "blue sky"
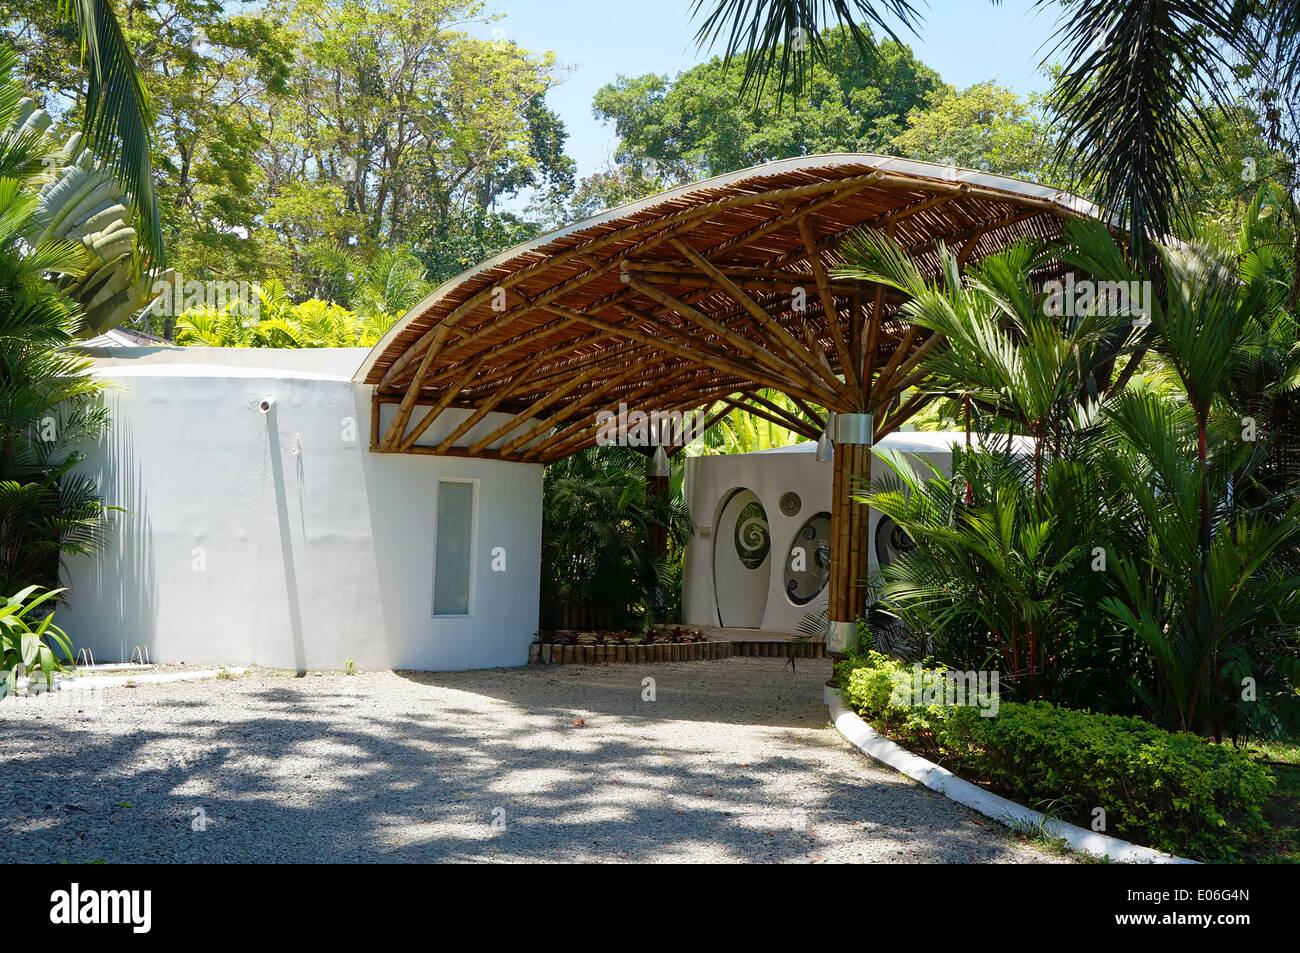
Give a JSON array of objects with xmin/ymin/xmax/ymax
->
[{"xmin": 471, "ymin": 0, "xmax": 1067, "ymax": 181}]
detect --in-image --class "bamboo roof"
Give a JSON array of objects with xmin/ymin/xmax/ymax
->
[{"xmin": 359, "ymin": 154, "xmax": 1102, "ymax": 462}]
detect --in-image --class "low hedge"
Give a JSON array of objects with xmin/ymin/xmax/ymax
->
[{"xmin": 835, "ymin": 652, "xmax": 1274, "ymax": 860}]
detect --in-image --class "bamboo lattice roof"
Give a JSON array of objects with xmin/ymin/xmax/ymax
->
[{"xmin": 359, "ymin": 154, "xmax": 1102, "ymax": 462}]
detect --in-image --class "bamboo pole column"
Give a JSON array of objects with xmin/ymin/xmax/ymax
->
[{"xmin": 826, "ymin": 413, "xmax": 873, "ymax": 655}]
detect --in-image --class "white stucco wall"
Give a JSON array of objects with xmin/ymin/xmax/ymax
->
[
  {"xmin": 60, "ymin": 347, "xmax": 543, "ymax": 671},
  {"xmin": 682, "ymin": 434, "xmax": 970, "ymax": 633}
]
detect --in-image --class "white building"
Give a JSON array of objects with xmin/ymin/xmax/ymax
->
[
  {"xmin": 61, "ymin": 346, "xmax": 542, "ymax": 671},
  {"xmin": 58, "ymin": 155, "xmax": 1095, "ymax": 670}
]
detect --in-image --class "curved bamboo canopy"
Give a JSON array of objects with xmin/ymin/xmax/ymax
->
[{"xmin": 358, "ymin": 154, "xmax": 1101, "ymax": 462}]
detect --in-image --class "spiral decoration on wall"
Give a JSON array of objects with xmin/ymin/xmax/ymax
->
[{"xmin": 734, "ymin": 502, "xmax": 771, "ymax": 569}]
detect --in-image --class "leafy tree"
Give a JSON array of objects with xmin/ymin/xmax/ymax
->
[
  {"xmin": 892, "ymin": 80, "xmax": 1060, "ymax": 183},
  {"xmin": 591, "ymin": 25, "xmax": 941, "ymax": 188},
  {"xmin": 268, "ymin": 0, "xmax": 569, "ymax": 249},
  {"xmin": 687, "ymin": 0, "xmax": 1300, "ymax": 263}
]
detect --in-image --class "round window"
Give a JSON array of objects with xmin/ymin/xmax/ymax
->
[
  {"xmin": 784, "ymin": 512, "xmax": 831, "ymax": 605},
  {"xmin": 875, "ymin": 515, "xmax": 917, "ymax": 568}
]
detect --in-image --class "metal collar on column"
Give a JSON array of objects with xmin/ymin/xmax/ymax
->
[{"xmin": 833, "ymin": 413, "xmax": 873, "ymax": 446}]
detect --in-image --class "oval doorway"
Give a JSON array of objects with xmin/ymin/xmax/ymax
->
[{"xmin": 713, "ymin": 489, "xmax": 771, "ymax": 628}]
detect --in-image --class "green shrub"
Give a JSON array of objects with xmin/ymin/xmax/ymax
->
[
  {"xmin": 0, "ymin": 585, "xmax": 75, "ymax": 698},
  {"xmin": 835, "ymin": 653, "xmax": 1275, "ymax": 860}
]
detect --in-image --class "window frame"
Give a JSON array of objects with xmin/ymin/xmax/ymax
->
[{"xmin": 431, "ymin": 477, "xmax": 479, "ymax": 619}]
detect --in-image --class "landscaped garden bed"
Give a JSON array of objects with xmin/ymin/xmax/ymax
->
[{"xmin": 835, "ymin": 652, "xmax": 1279, "ymax": 862}]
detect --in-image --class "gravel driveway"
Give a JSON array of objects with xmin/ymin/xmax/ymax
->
[{"xmin": 1, "ymin": 658, "xmax": 1065, "ymax": 863}]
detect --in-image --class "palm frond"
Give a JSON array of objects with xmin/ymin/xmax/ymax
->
[
  {"xmin": 59, "ymin": 0, "xmax": 163, "ymax": 267},
  {"xmin": 689, "ymin": 0, "xmax": 923, "ymax": 100}
]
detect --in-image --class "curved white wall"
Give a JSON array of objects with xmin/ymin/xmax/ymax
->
[
  {"xmin": 60, "ymin": 348, "xmax": 543, "ymax": 671},
  {"xmin": 682, "ymin": 435, "xmax": 968, "ymax": 633}
]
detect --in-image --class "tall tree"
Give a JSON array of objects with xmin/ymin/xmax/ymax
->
[
  {"xmin": 688, "ymin": 1, "xmax": 1300, "ymax": 258},
  {"xmin": 590, "ymin": 26, "xmax": 940, "ymax": 190}
]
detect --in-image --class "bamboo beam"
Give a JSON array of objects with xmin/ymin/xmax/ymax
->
[
  {"xmin": 500, "ymin": 365, "xmax": 645, "ymax": 457},
  {"xmin": 788, "ymin": 395, "xmax": 827, "ymax": 430},
  {"xmin": 668, "ymin": 402, "xmax": 731, "ymax": 456},
  {"xmin": 873, "ymin": 331, "xmax": 943, "ymax": 404},
  {"xmin": 434, "ymin": 367, "xmax": 539, "ymax": 453},
  {"xmin": 520, "ymin": 372, "xmax": 715, "ymax": 461},
  {"xmin": 725, "ymin": 395, "xmax": 820, "ymax": 441},
  {"xmin": 797, "ymin": 217, "xmax": 859, "ymax": 396},
  {"xmin": 874, "ymin": 389, "xmax": 933, "ymax": 439},
  {"xmin": 667, "ymin": 238, "xmax": 847, "ymax": 401},
  {"xmin": 870, "ymin": 327, "xmax": 922, "ymax": 402},
  {"xmin": 539, "ymin": 301, "xmax": 824, "ymax": 405},
  {"xmin": 626, "ymin": 275, "xmax": 855, "ymax": 408},
  {"xmin": 537, "ymin": 382, "xmax": 740, "ymax": 463},
  {"xmin": 628, "ymin": 267, "xmax": 867, "ymax": 295},
  {"xmin": 738, "ymin": 389, "xmax": 823, "ymax": 438},
  {"xmin": 467, "ymin": 365, "xmax": 604, "ymax": 456},
  {"xmin": 397, "ymin": 352, "xmax": 491, "ymax": 451},
  {"xmin": 862, "ymin": 284, "xmax": 886, "ymax": 390},
  {"xmin": 381, "ymin": 325, "xmax": 449, "ymax": 448},
  {"xmin": 532, "ymin": 374, "xmax": 739, "ymax": 462}
]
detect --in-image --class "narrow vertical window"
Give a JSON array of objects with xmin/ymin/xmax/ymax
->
[{"xmin": 433, "ymin": 481, "xmax": 474, "ymax": 616}]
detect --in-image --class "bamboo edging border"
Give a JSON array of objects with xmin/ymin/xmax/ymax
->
[{"xmin": 527, "ymin": 640, "xmax": 827, "ymax": 665}]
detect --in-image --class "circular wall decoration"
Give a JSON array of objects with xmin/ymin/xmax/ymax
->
[
  {"xmin": 778, "ymin": 490, "xmax": 802, "ymax": 517},
  {"xmin": 875, "ymin": 515, "xmax": 917, "ymax": 568},
  {"xmin": 734, "ymin": 501, "xmax": 771, "ymax": 569},
  {"xmin": 784, "ymin": 511, "xmax": 831, "ymax": 605}
]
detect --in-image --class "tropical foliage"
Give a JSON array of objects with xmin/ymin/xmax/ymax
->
[
  {"xmin": 836, "ymin": 219, "xmax": 1300, "ymax": 737},
  {"xmin": 0, "ymin": 585, "xmax": 76, "ymax": 698},
  {"xmin": 541, "ymin": 446, "xmax": 693, "ymax": 631},
  {"xmin": 0, "ymin": 47, "xmax": 114, "ymax": 597},
  {"xmin": 171, "ymin": 248, "xmax": 431, "ymax": 349}
]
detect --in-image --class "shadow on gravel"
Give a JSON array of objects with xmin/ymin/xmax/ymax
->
[{"xmin": 0, "ymin": 661, "xmax": 1040, "ymax": 864}]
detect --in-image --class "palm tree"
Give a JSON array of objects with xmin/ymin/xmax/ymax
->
[
  {"xmin": 835, "ymin": 230, "xmax": 1136, "ymax": 701},
  {"xmin": 1058, "ymin": 217, "xmax": 1300, "ymax": 736},
  {"xmin": 689, "ymin": 0, "xmax": 923, "ymax": 97},
  {"xmin": 0, "ymin": 49, "xmax": 114, "ymax": 592},
  {"xmin": 541, "ymin": 446, "xmax": 693, "ymax": 630},
  {"xmin": 833, "ymin": 228, "xmax": 1131, "ymax": 490},
  {"xmin": 837, "ymin": 215, "xmax": 1300, "ymax": 733},
  {"xmin": 57, "ymin": 0, "xmax": 162, "ymax": 265},
  {"xmin": 689, "ymin": 1, "xmax": 1299, "ymax": 261}
]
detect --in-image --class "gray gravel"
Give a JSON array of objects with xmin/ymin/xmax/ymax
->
[{"xmin": 1, "ymin": 658, "xmax": 1067, "ymax": 863}]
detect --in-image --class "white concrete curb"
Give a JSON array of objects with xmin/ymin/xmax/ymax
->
[{"xmin": 825, "ymin": 686, "xmax": 1197, "ymax": 864}]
